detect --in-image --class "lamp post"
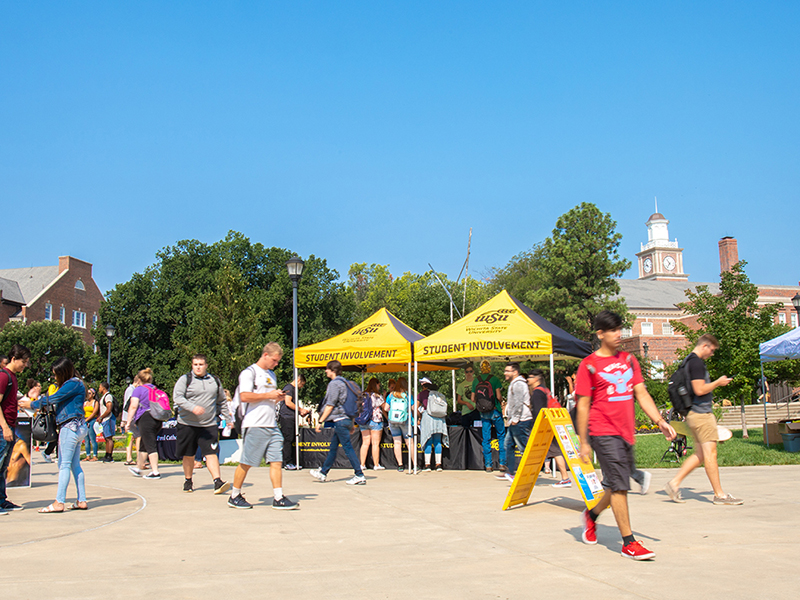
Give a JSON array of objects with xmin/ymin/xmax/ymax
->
[
  {"xmin": 792, "ymin": 293, "xmax": 800, "ymax": 327},
  {"xmin": 286, "ymin": 256, "xmax": 305, "ymax": 468},
  {"xmin": 104, "ymin": 323, "xmax": 116, "ymax": 384}
]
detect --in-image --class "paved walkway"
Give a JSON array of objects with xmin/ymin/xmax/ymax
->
[{"xmin": 2, "ymin": 459, "xmax": 798, "ymax": 599}]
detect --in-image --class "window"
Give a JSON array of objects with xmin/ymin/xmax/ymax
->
[
  {"xmin": 59, "ymin": 306, "xmax": 65, "ymax": 323},
  {"xmin": 793, "ymin": 314, "xmax": 798, "ymax": 329},
  {"xmin": 622, "ymin": 327, "xmax": 632, "ymax": 338},
  {"xmin": 662, "ymin": 322, "xmax": 673, "ymax": 336},
  {"xmin": 93, "ymin": 314, "xmax": 98, "ymax": 328},
  {"xmin": 651, "ymin": 360, "xmax": 665, "ymax": 380},
  {"xmin": 45, "ymin": 303, "xmax": 52, "ymax": 321},
  {"xmin": 72, "ymin": 310, "xmax": 86, "ymax": 328},
  {"xmin": 75, "ymin": 279, "xmax": 85, "ymax": 291},
  {"xmin": 779, "ymin": 313, "xmax": 786, "ymax": 325},
  {"xmin": 640, "ymin": 322, "xmax": 653, "ymax": 336}
]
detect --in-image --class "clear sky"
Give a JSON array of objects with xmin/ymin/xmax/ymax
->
[{"xmin": 3, "ymin": 2, "xmax": 799, "ymax": 294}]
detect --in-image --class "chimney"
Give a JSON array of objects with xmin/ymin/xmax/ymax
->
[
  {"xmin": 58, "ymin": 256, "xmax": 70, "ymax": 274},
  {"xmin": 719, "ymin": 237, "xmax": 739, "ymax": 273}
]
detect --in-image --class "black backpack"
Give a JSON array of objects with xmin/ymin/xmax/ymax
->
[
  {"xmin": 668, "ymin": 358, "xmax": 694, "ymax": 418},
  {"xmin": 106, "ymin": 392, "xmax": 123, "ymax": 419},
  {"xmin": 474, "ymin": 375, "xmax": 496, "ymax": 413}
]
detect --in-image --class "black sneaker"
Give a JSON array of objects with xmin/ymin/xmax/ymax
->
[
  {"xmin": 227, "ymin": 494, "xmax": 252, "ymax": 509},
  {"xmin": 214, "ymin": 479, "xmax": 230, "ymax": 495},
  {"xmin": 272, "ymin": 496, "xmax": 299, "ymax": 510},
  {"xmin": 103, "ymin": 455, "xmax": 114, "ymax": 463},
  {"xmin": 183, "ymin": 479, "xmax": 193, "ymax": 493},
  {"xmin": 1, "ymin": 501, "xmax": 23, "ymax": 512}
]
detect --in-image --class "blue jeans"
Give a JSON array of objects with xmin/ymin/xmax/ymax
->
[
  {"xmin": 481, "ymin": 410, "xmax": 506, "ymax": 468},
  {"xmin": 0, "ymin": 434, "xmax": 13, "ymax": 503},
  {"xmin": 505, "ymin": 419, "xmax": 533, "ymax": 475},
  {"xmin": 57, "ymin": 422, "xmax": 88, "ymax": 504},
  {"xmin": 85, "ymin": 419, "xmax": 98, "ymax": 457},
  {"xmin": 423, "ymin": 433, "xmax": 443, "ymax": 455},
  {"xmin": 321, "ymin": 419, "xmax": 363, "ymax": 476}
]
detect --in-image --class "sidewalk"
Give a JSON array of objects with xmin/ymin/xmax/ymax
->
[{"xmin": 2, "ymin": 459, "xmax": 798, "ymax": 599}]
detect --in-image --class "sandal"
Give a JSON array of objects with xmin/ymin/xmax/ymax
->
[
  {"xmin": 39, "ymin": 503, "xmax": 65, "ymax": 514},
  {"xmin": 123, "ymin": 461, "xmax": 136, "ymax": 466},
  {"xmin": 70, "ymin": 502, "xmax": 88, "ymax": 510}
]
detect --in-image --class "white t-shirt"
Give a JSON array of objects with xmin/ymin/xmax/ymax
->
[
  {"xmin": 99, "ymin": 392, "xmax": 114, "ymax": 423},
  {"xmin": 239, "ymin": 364, "xmax": 279, "ymax": 429}
]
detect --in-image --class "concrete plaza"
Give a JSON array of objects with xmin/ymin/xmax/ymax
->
[{"xmin": 1, "ymin": 459, "xmax": 798, "ymax": 599}]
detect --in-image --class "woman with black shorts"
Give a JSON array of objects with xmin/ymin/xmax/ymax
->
[{"xmin": 125, "ymin": 368, "xmax": 162, "ymax": 479}]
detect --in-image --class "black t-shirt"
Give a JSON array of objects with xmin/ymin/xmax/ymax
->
[
  {"xmin": 530, "ymin": 388, "xmax": 549, "ymax": 420},
  {"xmin": 279, "ymin": 384, "xmax": 296, "ymax": 419},
  {"xmin": 685, "ymin": 352, "xmax": 713, "ymax": 414}
]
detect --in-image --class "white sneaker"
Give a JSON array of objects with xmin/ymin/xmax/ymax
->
[
  {"xmin": 128, "ymin": 466, "xmax": 142, "ymax": 477},
  {"xmin": 41, "ymin": 451, "xmax": 53, "ymax": 463},
  {"xmin": 640, "ymin": 471, "xmax": 652, "ymax": 495},
  {"xmin": 360, "ymin": 465, "xmax": 366, "ymax": 471},
  {"xmin": 309, "ymin": 469, "xmax": 327, "ymax": 482},
  {"xmin": 503, "ymin": 473, "xmax": 515, "ymax": 483},
  {"xmin": 372, "ymin": 465, "xmax": 385, "ymax": 470},
  {"xmin": 346, "ymin": 475, "xmax": 367, "ymax": 485}
]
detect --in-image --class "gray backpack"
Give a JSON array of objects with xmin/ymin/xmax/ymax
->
[{"xmin": 427, "ymin": 390, "xmax": 448, "ymax": 418}]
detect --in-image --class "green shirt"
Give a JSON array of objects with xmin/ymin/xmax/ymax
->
[{"xmin": 456, "ymin": 379, "xmax": 476, "ymax": 415}]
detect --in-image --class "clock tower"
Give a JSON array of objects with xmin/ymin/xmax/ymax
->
[{"xmin": 635, "ymin": 209, "xmax": 688, "ymax": 281}]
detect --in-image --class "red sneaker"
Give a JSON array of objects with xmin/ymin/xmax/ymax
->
[
  {"xmin": 581, "ymin": 510, "xmax": 597, "ymax": 545},
  {"xmin": 621, "ymin": 540, "xmax": 655, "ymax": 560}
]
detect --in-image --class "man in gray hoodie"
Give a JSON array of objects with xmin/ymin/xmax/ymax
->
[{"xmin": 173, "ymin": 354, "xmax": 232, "ymax": 495}]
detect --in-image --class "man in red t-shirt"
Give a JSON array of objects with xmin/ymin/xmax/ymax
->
[
  {"xmin": 1, "ymin": 344, "xmax": 31, "ymax": 513},
  {"xmin": 575, "ymin": 311, "xmax": 675, "ymax": 561}
]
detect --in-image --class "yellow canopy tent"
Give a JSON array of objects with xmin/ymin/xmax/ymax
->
[
  {"xmin": 295, "ymin": 307, "xmax": 451, "ymax": 372},
  {"xmin": 414, "ymin": 290, "xmax": 591, "ymax": 391}
]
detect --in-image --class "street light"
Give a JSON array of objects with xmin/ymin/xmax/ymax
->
[
  {"xmin": 792, "ymin": 293, "xmax": 800, "ymax": 327},
  {"xmin": 286, "ymin": 256, "xmax": 305, "ymax": 468},
  {"xmin": 104, "ymin": 323, "xmax": 115, "ymax": 385}
]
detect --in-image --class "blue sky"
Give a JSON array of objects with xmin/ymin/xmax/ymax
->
[{"xmin": 2, "ymin": 2, "xmax": 799, "ymax": 294}]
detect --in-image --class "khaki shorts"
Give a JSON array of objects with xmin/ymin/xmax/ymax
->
[{"xmin": 686, "ymin": 411, "xmax": 718, "ymax": 445}]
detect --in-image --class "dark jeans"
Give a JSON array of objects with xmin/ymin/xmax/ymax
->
[
  {"xmin": 505, "ymin": 419, "xmax": 533, "ymax": 475},
  {"xmin": 0, "ymin": 434, "xmax": 13, "ymax": 503},
  {"xmin": 321, "ymin": 418, "xmax": 363, "ymax": 476},
  {"xmin": 279, "ymin": 414, "xmax": 296, "ymax": 464}
]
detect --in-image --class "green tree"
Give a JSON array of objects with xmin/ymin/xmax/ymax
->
[
  {"xmin": 0, "ymin": 320, "xmax": 97, "ymax": 386},
  {"xmin": 97, "ymin": 231, "xmax": 353, "ymax": 398},
  {"xmin": 672, "ymin": 261, "xmax": 800, "ymax": 402},
  {"xmin": 491, "ymin": 202, "xmax": 631, "ymax": 342}
]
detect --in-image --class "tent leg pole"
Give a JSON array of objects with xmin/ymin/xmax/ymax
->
[
  {"xmin": 414, "ymin": 361, "xmax": 419, "ymax": 474},
  {"xmin": 761, "ymin": 361, "xmax": 768, "ymax": 446},
  {"xmin": 549, "ymin": 354, "xmax": 555, "ymax": 394},
  {"xmin": 408, "ymin": 362, "xmax": 412, "ymax": 473}
]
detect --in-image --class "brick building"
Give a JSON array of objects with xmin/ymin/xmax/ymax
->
[
  {"xmin": 617, "ymin": 212, "xmax": 800, "ymax": 378},
  {"xmin": 0, "ymin": 256, "xmax": 104, "ymax": 345}
]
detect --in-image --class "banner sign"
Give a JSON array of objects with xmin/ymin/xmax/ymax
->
[
  {"xmin": 6, "ymin": 417, "xmax": 32, "ymax": 489},
  {"xmin": 503, "ymin": 408, "xmax": 604, "ymax": 511}
]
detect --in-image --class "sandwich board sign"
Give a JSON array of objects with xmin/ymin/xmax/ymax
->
[{"xmin": 502, "ymin": 408, "xmax": 604, "ymax": 511}]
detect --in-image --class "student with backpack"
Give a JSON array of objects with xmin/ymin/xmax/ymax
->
[
  {"xmin": 357, "ymin": 378, "xmax": 385, "ymax": 472},
  {"xmin": 576, "ymin": 311, "xmax": 675, "ymax": 560},
  {"xmin": 125, "ymin": 368, "xmax": 168, "ymax": 480},
  {"xmin": 527, "ymin": 369, "xmax": 571, "ymax": 488},
  {"xmin": 385, "ymin": 377, "xmax": 417, "ymax": 473},
  {"xmin": 97, "ymin": 382, "xmax": 116, "ymax": 463},
  {"xmin": 418, "ymin": 377, "xmax": 449, "ymax": 471},
  {"xmin": 309, "ymin": 360, "xmax": 366, "ymax": 485},
  {"xmin": 471, "ymin": 361, "xmax": 507, "ymax": 473}
]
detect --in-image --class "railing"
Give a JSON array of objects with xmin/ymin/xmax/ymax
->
[{"xmin": 640, "ymin": 239, "xmax": 679, "ymax": 251}]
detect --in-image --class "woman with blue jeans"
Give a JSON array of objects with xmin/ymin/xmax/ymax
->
[
  {"xmin": 358, "ymin": 378, "xmax": 385, "ymax": 471},
  {"xmin": 418, "ymin": 378, "xmax": 448, "ymax": 471},
  {"xmin": 21, "ymin": 357, "xmax": 88, "ymax": 513}
]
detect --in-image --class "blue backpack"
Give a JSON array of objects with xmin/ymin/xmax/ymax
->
[
  {"xmin": 354, "ymin": 393, "xmax": 374, "ymax": 426},
  {"xmin": 339, "ymin": 378, "xmax": 363, "ymax": 419}
]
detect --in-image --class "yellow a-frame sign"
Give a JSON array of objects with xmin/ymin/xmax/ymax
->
[{"xmin": 503, "ymin": 408, "xmax": 604, "ymax": 511}]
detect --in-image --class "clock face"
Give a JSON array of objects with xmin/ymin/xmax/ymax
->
[
  {"xmin": 643, "ymin": 257, "xmax": 653, "ymax": 273},
  {"xmin": 663, "ymin": 256, "xmax": 676, "ymax": 271}
]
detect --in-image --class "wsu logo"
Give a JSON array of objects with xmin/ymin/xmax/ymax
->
[
  {"xmin": 474, "ymin": 309, "xmax": 516, "ymax": 324},
  {"xmin": 352, "ymin": 322, "xmax": 387, "ymax": 336}
]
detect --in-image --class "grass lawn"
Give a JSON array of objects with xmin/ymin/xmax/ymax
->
[{"xmin": 634, "ymin": 428, "xmax": 800, "ymax": 469}]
